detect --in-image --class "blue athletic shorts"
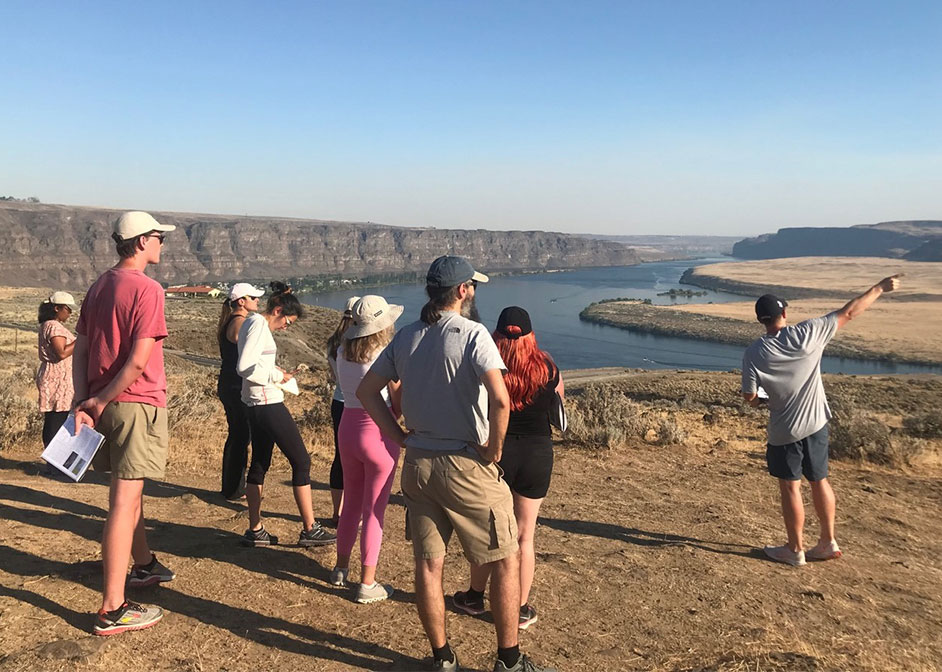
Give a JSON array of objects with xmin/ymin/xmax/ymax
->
[{"xmin": 766, "ymin": 423, "xmax": 829, "ymax": 482}]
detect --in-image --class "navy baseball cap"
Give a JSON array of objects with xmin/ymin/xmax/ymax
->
[
  {"xmin": 426, "ymin": 255, "xmax": 489, "ymax": 288},
  {"xmin": 755, "ymin": 294, "xmax": 788, "ymax": 322}
]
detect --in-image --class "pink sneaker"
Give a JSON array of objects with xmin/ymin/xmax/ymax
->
[
  {"xmin": 807, "ymin": 540, "xmax": 842, "ymax": 561},
  {"xmin": 764, "ymin": 544, "xmax": 806, "ymax": 567}
]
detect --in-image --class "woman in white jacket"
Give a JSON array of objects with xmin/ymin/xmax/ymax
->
[{"xmin": 236, "ymin": 281, "xmax": 335, "ymax": 548}]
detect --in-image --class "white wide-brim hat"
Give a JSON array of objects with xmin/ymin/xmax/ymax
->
[
  {"xmin": 343, "ymin": 295, "xmax": 362, "ymax": 316},
  {"xmin": 345, "ymin": 295, "xmax": 404, "ymax": 339}
]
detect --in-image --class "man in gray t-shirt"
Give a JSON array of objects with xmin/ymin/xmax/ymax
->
[
  {"xmin": 358, "ymin": 255, "xmax": 555, "ymax": 672},
  {"xmin": 742, "ymin": 274, "xmax": 901, "ymax": 567}
]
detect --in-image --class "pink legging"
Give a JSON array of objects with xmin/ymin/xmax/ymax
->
[{"xmin": 336, "ymin": 406, "xmax": 400, "ymax": 567}]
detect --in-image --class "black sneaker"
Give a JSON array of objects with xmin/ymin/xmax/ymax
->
[
  {"xmin": 452, "ymin": 590, "xmax": 486, "ymax": 616},
  {"xmin": 241, "ymin": 527, "xmax": 278, "ymax": 547},
  {"xmin": 127, "ymin": 554, "xmax": 175, "ymax": 588},
  {"xmin": 298, "ymin": 523, "xmax": 336, "ymax": 547},
  {"xmin": 317, "ymin": 516, "xmax": 339, "ymax": 529},
  {"xmin": 493, "ymin": 654, "xmax": 556, "ymax": 672},
  {"xmin": 93, "ymin": 601, "xmax": 163, "ymax": 636},
  {"xmin": 518, "ymin": 603, "xmax": 538, "ymax": 630}
]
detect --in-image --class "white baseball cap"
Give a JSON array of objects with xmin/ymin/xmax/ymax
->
[
  {"xmin": 229, "ymin": 283, "xmax": 265, "ymax": 301},
  {"xmin": 44, "ymin": 291, "xmax": 76, "ymax": 307},
  {"xmin": 113, "ymin": 211, "xmax": 176, "ymax": 240}
]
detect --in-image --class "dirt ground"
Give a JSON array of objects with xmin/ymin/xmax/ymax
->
[
  {"xmin": 2, "ymin": 369, "xmax": 942, "ymax": 671},
  {"xmin": 1, "ymin": 286, "xmax": 941, "ymax": 670}
]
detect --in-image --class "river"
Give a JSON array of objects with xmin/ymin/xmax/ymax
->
[{"xmin": 302, "ymin": 259, "xmax": 941, "ymax": 375}]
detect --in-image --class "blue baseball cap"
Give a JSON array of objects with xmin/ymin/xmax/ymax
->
[{"xmin": 426, "ymin": 255, "xmax": 489, "ymax": 288}]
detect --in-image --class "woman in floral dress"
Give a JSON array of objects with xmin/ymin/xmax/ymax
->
[{"xmin": 36, "ymin": 291, "xmax": 77, "ymax": 447}]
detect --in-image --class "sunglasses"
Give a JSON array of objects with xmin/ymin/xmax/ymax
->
[
  {"xmin": 466, "ymin": 279, "xmax": 478, "ymax": 289},
  {"xmin": 145, "ymin": 232, "xmax": 166, "ymax": 244},
  {"xmin": 283, "ymin": 316, "xmax": 296, "ymax": 327}
]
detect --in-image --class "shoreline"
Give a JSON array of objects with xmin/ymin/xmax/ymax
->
[
  {"xmin": 579, "ymin": 301, "xmax": 942, "ymax": 368},
  {"xmin": 581, "ymin": 257, "xmax": 942, "ymax": 369}
]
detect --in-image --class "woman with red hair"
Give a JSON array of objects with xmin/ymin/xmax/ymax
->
[{"xmin": 452, "ymin": 306, "xmax": 563, "ymax": 631}]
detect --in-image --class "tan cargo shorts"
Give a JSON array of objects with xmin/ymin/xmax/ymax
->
[
  {"xmin": 401, "ymin": 446, "xmax": 518, "ymax": 565},
  {"xmin": 92, "ymin": 402, "xmax": 169, "ymax": 480}
]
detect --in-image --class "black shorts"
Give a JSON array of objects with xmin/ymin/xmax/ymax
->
[
  {"xmin": 499, "ymin": 434, "xmax": 554, "ymax": 499},
  {"xmin": 766, "ymin": 423, "xmax": 829, "ymax": 482}
]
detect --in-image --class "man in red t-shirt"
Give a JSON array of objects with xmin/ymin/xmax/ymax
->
[{"xmin": 73, "ymin": 211, "xmax": 176, "ymax": 636}]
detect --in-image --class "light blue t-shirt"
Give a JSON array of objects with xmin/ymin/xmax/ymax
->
[
  {"xmin": 369, "ymin": 311, "xmax": 506, "ymax": 452},
  {"xmin": 742, "ymin": 312, "xmax": 839, "ymax": 446}
]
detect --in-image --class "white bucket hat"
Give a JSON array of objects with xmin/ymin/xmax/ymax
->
[
  {"xmin": 345, "ymin": 295, "xmax": 404, "ymax": 339},
  {"xmin": 229, "ymin": 282, "xmax": 265, "ymax": 301},
  {"xmin": 45, "ymin": 291, "xmax": 76, "ymax": 307},
  {"xmin": 343, "ymin": 295, "xmax": 362, "ymax": 316},
  {"xmin": 113, "ymin": 211, "xmax": 176, "ymax": 240}
]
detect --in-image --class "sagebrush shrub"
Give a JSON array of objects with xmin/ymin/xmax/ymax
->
[
  {"xmin": 902, "ymin": 410, "xmax": 942, "ymax": 439},
  {"xmin": 566, "ymin": 383, "xmax": 646, "ymax": 448},
  {"xmin": 0, "ymin": 363, "xmax": 43, "ymax": 451},
  {"xmin": 829, "ymin": 401, "xmax": 898, "ymax": 465}
]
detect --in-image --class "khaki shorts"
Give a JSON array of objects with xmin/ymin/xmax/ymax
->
[
  {"xmin": 401, "ymin": 446, "xmax": 518, "ymax": 565},
  {"xmin": 92, "ymin": 402, "xmax": 169, "ymax": 480}
]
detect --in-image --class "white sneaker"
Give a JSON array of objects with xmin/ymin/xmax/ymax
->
[
  {"xmin": 764, "ymin": 544, "xmax": 806, "ymax": 567},
  {"xmin": 329, "ymin": 567, "xmax": 349, "ymax": 587},
  {"xmin": 356, "ymin": 582, "xmax": 393, "ymax": 604},
  {"xmin": 807, "ymin": 540, "xmax": 842, "ymax": 561}
]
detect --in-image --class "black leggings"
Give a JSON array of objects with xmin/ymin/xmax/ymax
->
[
  {"xmin": 218, "ymin": 384, "xmax": 250, "ymax": 498},
  {"xmin": 329, "ymin": 398, "xmax": 344, "ymax": 490},
  {"xmin": 246, "ymin": 402, "xmax": 311, "ymax": 487},
  {"xmin": 42, "ymin": 411, "xmax": 69, "ymax": 448}
]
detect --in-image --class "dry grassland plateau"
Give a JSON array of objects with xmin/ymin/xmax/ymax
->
[
  {"xmin": 1, "ymin": 278, "xmax": 941, "ymax": 671},
  {"xmin": 582, "ymin": 257, "xmax": 942, "ymax": 366}
]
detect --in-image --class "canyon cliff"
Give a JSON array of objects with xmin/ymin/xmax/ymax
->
[
  {"xmin": 0, "ymin": 202, "xmax": 640, "ymax": 287},
  {"xmin": 732, "ymin": 220, "xmax": 942, "ymax": 261}
]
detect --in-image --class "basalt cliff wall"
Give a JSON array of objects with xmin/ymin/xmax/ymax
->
[
  {"xmin": 0, "ymin": 203, "xmax": 639, "ymax": 287},
  {"xmin": 732, "ymin": 220, "xmax": 942, "ymax": 261}
]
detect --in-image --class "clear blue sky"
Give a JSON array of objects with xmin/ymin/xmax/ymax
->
[{"xmin": 2, "ymin": 1, "xmax": 940, "ymax": 236}]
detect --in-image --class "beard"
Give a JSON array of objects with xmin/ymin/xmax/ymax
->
[{"xmin": 460, "ymin": 294, "xmax": 481, "ymax": 323}]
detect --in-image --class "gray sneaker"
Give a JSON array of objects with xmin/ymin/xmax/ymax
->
[
  {"xmin": 493, "ymin": 654, "xmax": 557, "ymax": 672},
  {"xmin": 433, "ymin": 653, "xmax": 459, "ymax": 671},
  {"xmin": 355, "ymin": 582, "xmax": 393, "ymax": 604},
  {"xmin": 329, "ymin": 567, "xmax": 349, "ymax": 587},
  {"xmin": 93, "ymin": 601, "xmax": 163, "ymax": 636},
  {"xmin": 298, "ymin": 523, "xmax": 336, "ymax": 547}
]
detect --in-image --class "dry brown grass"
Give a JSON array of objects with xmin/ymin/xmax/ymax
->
[
  {"xmin": 686, "ymin": 256, "xmax": 942, "ymax": 301},
  {"xmin": 565, "ymin": 382, "xmax": 688, "ymax": 448}
]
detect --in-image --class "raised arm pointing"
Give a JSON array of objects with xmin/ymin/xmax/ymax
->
[{"xmin": 834, "ymin": 274, "xmax": 902, "ymax": 329}]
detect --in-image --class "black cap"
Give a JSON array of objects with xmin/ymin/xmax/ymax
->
[
  {"xmin": 496, "ymin": 306, "xmax": 532, "ymax": 339},
  {"xmin": 755, "ymin": 294, "xmax": 788, "ymax": 322},
  {"xmin": 426, "ymin": 255, "xmax": 489, "ymax": 288}
]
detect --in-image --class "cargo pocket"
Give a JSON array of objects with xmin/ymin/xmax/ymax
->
[
  {"xmin": 401, "ymin": 462, "xmax": 420, "ymax": 498},
  {"xmin": 488, "ymin": 507, "xmax": 516, "ymax": 551}
]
